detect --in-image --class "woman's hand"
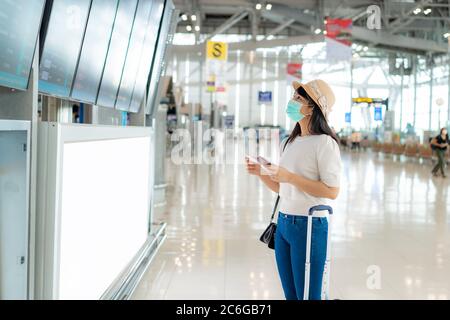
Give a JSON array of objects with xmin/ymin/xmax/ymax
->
[
  {"xmin": 246, "ymin": 157, "xmax": 261, "ymax": 176},
  {"xmin": 266, "ymin": 164, "xmax": 294, "ymax": 183}
]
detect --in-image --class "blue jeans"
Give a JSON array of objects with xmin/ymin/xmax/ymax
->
[{"xmin": 275, "ymin": 212, "xmax": 328, "ymax": 300}]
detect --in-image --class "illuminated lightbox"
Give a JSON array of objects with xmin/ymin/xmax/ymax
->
[{"xmin": 36, "ymin": 123, "xmax": 153, "ymax": 299}]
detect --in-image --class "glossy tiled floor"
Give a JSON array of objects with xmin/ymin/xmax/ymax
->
[{"xmin": 132, "ymin": 149, "xmax": 450, "ymax": 300}]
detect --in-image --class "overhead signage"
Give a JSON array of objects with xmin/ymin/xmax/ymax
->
[
  {"xmin": 345, "ymin": 112, "xmax": 351, "ymax": 123},
  {"xmin": 206, "ymin": 41, "xmax": 228, "ymax": 61},
  {"xmin": 325, "ymin": 18, "xmax": 352, "ymax": 61},
  {"xmin": 258, "ymin": 91, "xmax": 272, "ymax": 103},
  {"xmin": 374, "ymin": 107, "xmax": 382, "ymax": 121}
]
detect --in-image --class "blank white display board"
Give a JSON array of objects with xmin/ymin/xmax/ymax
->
[
  {"xmin": 36, "ymin": 123, "xmax": 153, "ymax": 299},
  {"xmin": 60, "ymin": 137, "xmax": 150, "ymax": 299}
]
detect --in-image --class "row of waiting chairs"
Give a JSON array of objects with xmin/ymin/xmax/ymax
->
[{"xmin": 367, "ymin": 141, "xmax": 438, "ymax": 159}]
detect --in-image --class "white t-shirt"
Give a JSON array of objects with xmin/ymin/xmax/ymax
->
[{"xmin": 279, "ymin": 134, "xmax": 341, "ymax": 217}]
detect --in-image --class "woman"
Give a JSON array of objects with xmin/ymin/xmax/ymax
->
[
  {"xmin": 246, "ymin": 79, "xmax": 341, "ymax": 300},
  {"xmin": 431, "ymin": 128, "xmax": 449, "ymax": 178}
]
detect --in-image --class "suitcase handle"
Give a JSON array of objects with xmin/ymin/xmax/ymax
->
[
  {"xmin": 308, "ymin": 205, "xmax": 333, "ymax": 216},
  {"xmin": 304, "ymin": 205, "xmax": 333, "ymax": 300}
]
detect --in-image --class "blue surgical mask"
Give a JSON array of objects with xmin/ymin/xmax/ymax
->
[{"xmin": 286, "ymin": 99, "xmax": 304, "ymax": 122}]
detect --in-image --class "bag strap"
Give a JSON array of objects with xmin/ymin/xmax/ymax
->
[
  {"xmin": 270, "ymin": 196, "xmax": 280, "ymax": 221},
  {"xmin": 270, "ymin": 138, "xmax": 289, "ymax": 222}
]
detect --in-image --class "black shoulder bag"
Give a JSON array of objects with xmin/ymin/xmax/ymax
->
[
  {"xmin": 259, "ymin": 196, "xmax": 280, "ymax": 249},
  {"xmin": 259, "ymin": 138, "xmax": 288, "ymax": 250}
]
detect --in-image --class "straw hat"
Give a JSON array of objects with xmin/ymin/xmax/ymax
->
[{"xmin": 292, "ymin": 79, "xmax": 335, "ymax": 118}]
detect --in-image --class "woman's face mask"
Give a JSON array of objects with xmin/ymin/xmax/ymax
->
[
  {"xmin": 286, "ymin": 96, "xmax": 312, "ymax": 122},
  {"xmin": 286, "ymin": 99, "xmax": 304, "ymax": 122}
]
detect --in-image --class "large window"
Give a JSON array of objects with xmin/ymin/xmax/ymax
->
[{"xmin": 168, "ymin": 34, "xmax": 450, "ymax": 136}]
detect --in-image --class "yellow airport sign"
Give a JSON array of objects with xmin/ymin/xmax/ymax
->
[
  {"xmin": 206, "ymin": 41, "xmax": 228, "ymax": 61},
  {"xmin": 352, "ymin": 97, "xmax": 373, "ymax": 103}
]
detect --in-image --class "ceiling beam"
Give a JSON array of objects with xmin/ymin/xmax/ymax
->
[
  {"xmin": 264, "ymin": 19, "xmax": 296, "ymax": 40},
  {"xmin": 173, "ymin": 1, "xmax": 448, "ymax": 54},
  {"xmin": 202, "ymin": 9, "xmax": 249, "ymax": 42},
  {"xmin": 352, "ymin": 26, "xmax": 448, "ymax": 54},
  {"xmin": 261, "ymin": 11, "xmax": 312, "ymax": 35},
  {"xmin": 387, "ymin": 0, "xmax": 432, "ymax": 34},
  {"xmin": 171, "ymin": 34, "xmax": 324, "ymax": 54},
  {"xmin": 268, "ymin": 3, "xmax": 448, "ymax": 54}
]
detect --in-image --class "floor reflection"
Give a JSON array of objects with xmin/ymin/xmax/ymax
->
[{"xmin": 133, "ymin": 149, "xmax": 450, "ymax": 300}]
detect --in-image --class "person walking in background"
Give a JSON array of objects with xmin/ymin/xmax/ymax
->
[
  {"xmin": 351, "ymin": 131, "xmax": 361, "ymax": 151},
  {"xmin": 431, "ymin": 128, "xmax": 449, "ymax": 178}
]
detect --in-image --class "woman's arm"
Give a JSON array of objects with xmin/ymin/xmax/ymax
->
[
  {"xmin": 266, "ymin": 165, "xmax": 339, "ymax": 200},
  {"xmin": 431, "ymin": 138, "xmax": 440, "ymax": 147},
  {"xmin": 246, "ymin": 159, "xmax": 279, "ymax": 193},
  {"xmin": 431, "ymin": 138, "xmax": 447, "ymax": 148},
  {"xmin": 259, "ymin": 174, "xmax": 280, "ymax": 193},
  {"xmin": 288, "ymin": 173, "xmax": 339, "ymax": 200}
]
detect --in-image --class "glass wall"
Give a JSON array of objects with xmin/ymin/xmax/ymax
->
[{"xmin": 168, "ymin": 33, "xmax": 450, "ymax": 138}]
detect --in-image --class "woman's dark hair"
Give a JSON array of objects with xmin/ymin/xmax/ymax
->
[
  {"xmin": 286, "ymin": 87, "xmax": 339, "ymax": 144},
  {"xmin": 440, "ymin": 128, "xmax": 449, "ymax": 141}
]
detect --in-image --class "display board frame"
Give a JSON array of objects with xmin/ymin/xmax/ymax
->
[{"xmin": 36, "ymin": 122, "xmax": 155, "ymax": 299}]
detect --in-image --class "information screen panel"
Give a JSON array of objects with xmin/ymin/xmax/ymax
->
[
  {"xmin": 115, "ymin": 0, "xmax": 153, "ymax": 111},
  {"xmin": 146, "ymin": 0, "xmax": 174, "ymax": 115},
  {"xmin": 39, "ymin": 0, "xmax": 91, "ymax": 98},
  {"xmin": 0, "ymin": 0, "xmax": 45, "ymax": 90},
  {"xmin": 71, "ymin": 0, "xmax": 118, "ymax": 104},
  {"xmin": 96, "ymin": 0, "xmax": 138, "ymax": 109},
  {"xmin": 129, "ymin": 0, "xmax": 165, "ymax": 113}
]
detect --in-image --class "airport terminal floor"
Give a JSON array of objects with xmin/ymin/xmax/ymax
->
[{"xmin": 133, "ymin": 149, "xmax": 450, "ymax": 300}]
